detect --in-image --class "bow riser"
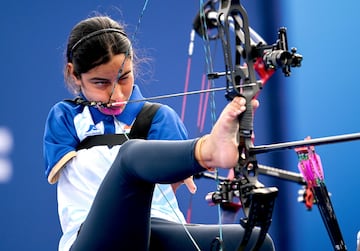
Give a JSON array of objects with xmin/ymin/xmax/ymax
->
[{"xmin": 217, "ymin": 0, "xmax": 260, "ymax": 134}]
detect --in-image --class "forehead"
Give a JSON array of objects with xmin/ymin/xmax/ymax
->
[{"xmin": 86, "ymin": 54, "xmax": 133, "ymax": 77}]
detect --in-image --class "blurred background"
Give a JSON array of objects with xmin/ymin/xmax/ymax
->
[{"xmin": 1, "ymin": 0, "xmax": 359, "ymax": 250}]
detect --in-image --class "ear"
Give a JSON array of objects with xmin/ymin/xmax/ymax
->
[{"xmin": 67, "ymin": 63, "xmax": 81, "ymax": 87}]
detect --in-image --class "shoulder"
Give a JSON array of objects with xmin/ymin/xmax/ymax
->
[
  {"xmin": 43, "ymin": 100, "xmax": 85, "ymax": 182},
  {"xmin": 154, "ymin": 103, "xmax": 177, "ymax": 117},
  {"xmin": 44, "ymin": 99, "xmax": 84, "ymax": 153},
  {"xmin": 49, "ymin": 99, "xmax": 83, "ymax": 115},
  {"xmin": 46, "ymin": 100, "xmax": 85, "ymax": 125},
  {"xmin": 135, "ymin": 102, "xmax": 176, "ymax": 122},
  {"xmin": 147, "ymin": 103, "xmax": 188, "ymax": 140},
  {"xmin": 47, "ymin": 100, "xmax": 78, "ymax": 117}
]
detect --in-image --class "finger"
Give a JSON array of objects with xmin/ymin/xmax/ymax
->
[
  {"xmin": 171, "ymin": 182, "xmax": 182, "ymax": 193},
  {"xmin": 184, "ymin": 176, "xmax": 197, "ymax": 194},
  {"xmin": 251, "ymin": 99, "xmax": 260, "ymax": 109}
]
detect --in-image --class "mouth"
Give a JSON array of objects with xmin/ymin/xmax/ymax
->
[
  {"xmin": 98, "ymin": 102, "xmax": 125, "ymax": 115},
  {"xmin": 108, "ymin": 101, "xmax": 128, "ymax": 107}
]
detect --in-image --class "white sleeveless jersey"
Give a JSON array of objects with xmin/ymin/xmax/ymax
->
[{"xmin": 43, "ymin": 86, "xmax": 188, "ymax": 251}]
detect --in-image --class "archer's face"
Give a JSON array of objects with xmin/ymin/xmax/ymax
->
[{"xmin": 75, "ymin": 54, "xmax": 134, "ymax": 115}]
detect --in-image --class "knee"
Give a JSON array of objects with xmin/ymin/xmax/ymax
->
[
  {"xmin": 111, "ymin": 140, "xmax": 140, "ymax": 177},
  {"xmin": 113, "ymin": 139, "xmax": 151, "ymax": 182},
  {"xmin": 115, "ymin": 139, "xmax": 141, "ymax": 169}
]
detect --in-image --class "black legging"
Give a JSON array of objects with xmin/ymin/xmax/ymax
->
[{"xmin": 70, "ymin": 139, "xmax": 275, "ymax": 251}]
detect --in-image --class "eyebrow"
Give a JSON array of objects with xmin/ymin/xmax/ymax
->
[
  {"xmin": 89, "ymin": 70, "xmax": 132, "ymax": 82},
  {"xmin": 117, "ymin": 70, "xmax": 131, "ymax": 80}
]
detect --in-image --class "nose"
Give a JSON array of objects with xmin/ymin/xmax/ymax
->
[{"xmin": 110, "ymin": 82, "xmax": 126, "ymax": 101}]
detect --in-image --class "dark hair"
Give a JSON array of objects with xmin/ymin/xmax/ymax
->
[{"xmin": 64, "ymin": 16, "xmax": 134, "ymax": 94}]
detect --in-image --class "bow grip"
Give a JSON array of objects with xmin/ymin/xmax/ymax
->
[
  {"xmin": 238, "ymin": 91, "xmax": 254, "ymax": 139},
  {"xmin": 226, "ymin": 81, "xmax": 259, "ymax": 140}
]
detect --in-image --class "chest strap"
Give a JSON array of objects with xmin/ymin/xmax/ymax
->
[{"xmin": 76, "ymin": 134, "xmax": 128, "ymax": 150}]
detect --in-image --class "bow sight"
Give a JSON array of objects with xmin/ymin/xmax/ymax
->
[
  {"xmin": 258, "ymin": 27, "xmax": 303, "ymax": 77},
  {"xmin": 193, "ymin": 1, "xmax": 303, "ymax": 79}
]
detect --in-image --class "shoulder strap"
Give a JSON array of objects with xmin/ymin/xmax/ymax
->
[
  {"xmin": 128, "ymin": 102, "xmax": 162, "ymax": 139},
  {"xmin": 76, "ymin": 102, "xmax": 162, "ymax": 150}
]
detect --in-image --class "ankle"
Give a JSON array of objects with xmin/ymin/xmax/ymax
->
[{"xmin": 195, "ymin": 135, "xmax": 215, "ymax": 171}]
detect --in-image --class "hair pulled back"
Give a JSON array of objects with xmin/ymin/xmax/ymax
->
[{"xmin": 64, "ymin": 16, "xmax": 133, "ymax": 94}]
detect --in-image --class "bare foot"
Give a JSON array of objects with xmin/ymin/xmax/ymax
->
[{"xmin": 196, "ymin": 96, "xmax": 247, "ymax": 169}]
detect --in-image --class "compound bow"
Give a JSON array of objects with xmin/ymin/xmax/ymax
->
[{"xmin": 193, "ymin": 0, "xmax": 355, "ymax": 250}]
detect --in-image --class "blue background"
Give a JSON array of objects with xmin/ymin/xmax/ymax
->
[{"xmin": 0, "ymin": 1, "xmax": 359, "ymax": 250}]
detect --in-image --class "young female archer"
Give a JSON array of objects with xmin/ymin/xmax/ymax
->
[{"xmin": 43, "ymin": 15, "xmax": 275, "ymax": 251}]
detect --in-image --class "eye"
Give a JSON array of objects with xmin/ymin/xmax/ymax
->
[
  {"xmin": 94, "ymin": 80, "xmax": 111, "ymax": 86},
  {"xmin": 89, "ymin": 79, "xmax": 112, "ymax": 87},
  {"xmin": 118, "ymin": 75, "xmax": 129, "ymax": 80},
  {"xmin": 117, "ymin": 76, "xmax": 130, "ymax": 85},
  {"xmin": 116, "ymin": 70, "xmax": 132, "ymax": 85}
]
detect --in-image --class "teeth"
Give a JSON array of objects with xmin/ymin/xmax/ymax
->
[{"xmin": 111, "ymin": 101, "xmax": 127, "ymax": 106}]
